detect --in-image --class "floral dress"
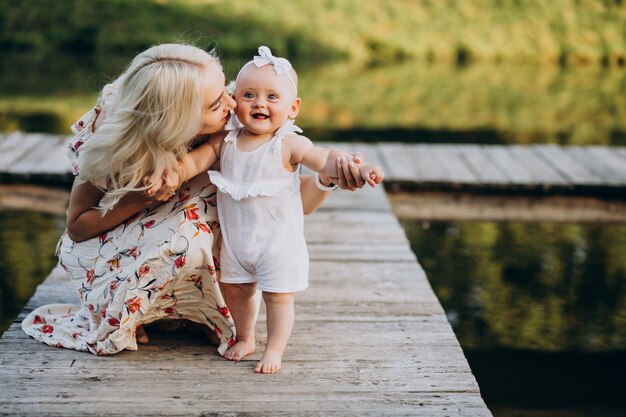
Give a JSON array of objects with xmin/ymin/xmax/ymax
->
[{"xmin": 21, "ymin": 106, "xmax": 236, "ymax": 355}]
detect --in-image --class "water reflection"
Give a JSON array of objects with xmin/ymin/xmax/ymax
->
[
  {"xmin": 402, "ymin": 221, "xmax": 626, "ymax": 351},
  {"xmin": 1, "ymin": 52, "xmax": 625, "ymax": 145},
  {"xmin": 402, "ymin": 220, "xmax": 626, "ymax": 413},
  {"xmin": 0, "ymin": 211, "xmax": 65, "ymax": 334}
]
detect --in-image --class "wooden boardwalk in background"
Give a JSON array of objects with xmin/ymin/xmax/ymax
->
[
  {"xmin": 1, "ymin": 133, "xmax": 625, "ymax": 195},
  {"xmin": 0, "ymin": 184, "xmax": 491, "ymax": 416}
]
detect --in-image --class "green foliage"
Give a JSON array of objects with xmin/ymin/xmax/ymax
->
[{"xmin": 1, "ymin": 0, "xmax": 625, "ymax": 64}]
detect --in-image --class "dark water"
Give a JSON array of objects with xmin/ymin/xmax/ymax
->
[
  {"xmin": 0, "ymin": 211, "xmax": 65, "ymax": 333},
  {"xmin": 402, "ymin": 220, "xmax": 626, "ymax": 416}
]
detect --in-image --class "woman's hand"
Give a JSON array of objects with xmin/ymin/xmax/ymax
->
[
  {"xmin": 335, "ymin": 152, "xmax": 366, "ymax": 191},
  {"xmin": 143, "ymin": 169, "xmax": 180, "ymax": 201}
]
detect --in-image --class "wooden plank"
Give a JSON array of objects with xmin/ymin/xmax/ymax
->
[
  {"xmin": 481, "ymin": 145, "xmax": 535, "ymax": 184},
  {"xmin": 377, "ymin": 143, "xmax": 416, "ymax": 181},
  {"xmin": 585, "ymin": 146, "xmax": 626, "ymax": 183},
  {"xmin": 566, "ymin": 147, "xmax": 625, "ymax": 185},
  {"xmin": 532, "ymin": 144, "xmax": 605, "ymax": 185},
  {"xmin": 0, "ymin": 132, "xmax": 44, "ymax": 172},
  {"xmin": 428, "ymin": 145, "xmax": 480, "ymax": 183},
  {"xmin": 10, "ymin": 134, "xmax": 63, "ymax": 174},
  {"xmin": 34, "ymin": 134, "xmax": 73, "ymax": 174},
  {"xmin": 506, "ymin": 145, "xmax": 571, "ymax": 186},
  {"xmin": 406, "ymin": 144, "xmax": 450, "ymax": 182},
  {"xmin": 455, "ymin": 144, "xmax": 509, "ymax": 184}
]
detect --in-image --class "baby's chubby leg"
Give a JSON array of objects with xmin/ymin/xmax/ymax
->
[
  {"xmin": 256, "ymin": 291, "xmax": 295, "ymax": 374},
  {"xmin": 221, "ymin": 282, "xmax": 258, "ymax": 362}
]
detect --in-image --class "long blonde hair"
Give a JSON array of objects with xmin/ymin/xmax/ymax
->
[{"xmin": 77, "ymin": 43, "xmax": 220, "ymax": 213}]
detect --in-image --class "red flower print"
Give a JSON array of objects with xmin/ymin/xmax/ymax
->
[
  {"xmin": 174, "ymin": 255, "xmax": 186, "ymax": 269},
  {"xmin": 163, "ymin": 307, "xmax": 176, "ymax": 314},
  {"xmin": 74, "ymin": 139, "xmax": 84, "ymax": 150},
  {"xmin": 86, "ymin": 269, "xmax": 96, "ymax": 284},
  {"xmin": 129, "ymin": 246, "xmax": 139, "ymax": 259},
  {"xmin": 55, "ymin": 342, "xmax": 63, "ymax": 348},
  {"xmin": 125, "ymin": 296, "xmax": 142, "ymax": 314},
  {"xmin": 41, "ymin": 324, "xmax": 54, "ymax": 334},
  {"xmin": 110, "ymin": 280, "xmax": 119, "ymax": 291},
  {"xmin": 186, "ymin": 207, "xmax": 200, "ymax": 221},
  {"xmin": 75, "ymin": 120, "xmax": 85, "ymax": 131},
  {"xmin": 72, "ymin": 332, "xmax": 80, "ymax": 340},
  {"xmin": 195, "ymin": 222, "xmax": 210, "ymax": 234},
  {"xmin": 227, "ymin": 337, "xmax": 235, "ymax": 347},
  {"xmin": 218, "ymin": 306, "xmax": 231, "ymax": 318},
  {"xmin": 144, "ymin": 220, "xmax": 156, "ymax": 229},
  {"xmin": 101, "ymin": 309, "xmax": 107, "ymax": 318},
  {"xmin": 88, "ymin": 304, "xmax": 96, "ymax": 313},
  {"xmin": 33, "ymin": 315, "xmax": 45, "ymax": 325},
  {"xmin": 108, "ymin": 318, "xmax": 120, "ymax": 327},
  {"xmin": 98, "ymin": 233, "xmax": 108, "ymax": 244},
  {"xmin": 138, "ymin": 264, "xmax": 150, "ymax": 277}
]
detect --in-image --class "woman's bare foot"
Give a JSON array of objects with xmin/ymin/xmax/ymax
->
[
  {"xmin": 223, "ymin": 338, "xmax": 256, "ymax": 362},
  {"xmin": 136, "ymin": 324, "xmax": 149, "ymax": 344},
  {"xmin": 255, "ymin": 348, "xmax": 283, "ymax": 374}
]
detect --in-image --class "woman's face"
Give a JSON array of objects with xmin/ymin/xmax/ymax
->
[{"xmin": 199, "ymin": 62, "xmax": 236, "ymax": 135}]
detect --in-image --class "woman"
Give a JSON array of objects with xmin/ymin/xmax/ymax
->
[{"xmin": 21, "ymin": 43, "xmax": 364, "ymax": 356}]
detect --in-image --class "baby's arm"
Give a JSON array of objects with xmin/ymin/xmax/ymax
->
[
  {"xmin": 285, "ymin": 134, "xmax": 383, "ymax": 187},
  {"xmin": 145, "ymin": 133, "xmax": 224, "ymax": 196}
]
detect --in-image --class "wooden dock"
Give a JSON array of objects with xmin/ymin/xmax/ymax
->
[
  {"xmin": 1, "ymin": 133, "xmax": 625, "ymax": 196},
  {"xmin": 1, "ymin": 132, "xmax": 625, "ymax": 415},
  {"xmin": 0, "ymin": 181, "xmax": 492, "ymax": 416}
]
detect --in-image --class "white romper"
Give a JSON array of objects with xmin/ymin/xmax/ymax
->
[{"xmin": 208, "ymin": 120, "xmax": 309, "ymax": 293}]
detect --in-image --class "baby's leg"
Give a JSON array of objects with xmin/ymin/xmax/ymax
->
[
  {"xmin": 256, "ymin": 291, "xmax": 295, "ymax": 374},
  {"xmin": 221, "ymin": 282, "xmax": 258, "ymax": 362},
  {"xmin": 136, "ymin": 324, "xmax": 149, "ymax": 344}
]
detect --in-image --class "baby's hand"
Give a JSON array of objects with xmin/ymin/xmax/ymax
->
[
  {"xmin": 359, "ymin": 164, "xmax": 384, "ymax": 187},
  {"xmin": 143, "ymin": 168, "xmax": 180, "ymax": 201}
]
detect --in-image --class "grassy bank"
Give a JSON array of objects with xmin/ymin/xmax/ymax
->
[
  {"xmin": 2, "ymin": 62, "xmax": 625, "ymax": 145},
  {"xmin": 1, "ymin": 0, "xmax": 625, "ymax": 65}
]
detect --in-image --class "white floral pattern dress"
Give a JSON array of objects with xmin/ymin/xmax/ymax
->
[{"xmin": 21, "ymin": 106, "xmax": 236, "ymax": 355}]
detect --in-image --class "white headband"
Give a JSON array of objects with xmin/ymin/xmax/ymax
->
[{"xmin": 235, "ymin": 46, "xmax": 297, "ymax": 94}]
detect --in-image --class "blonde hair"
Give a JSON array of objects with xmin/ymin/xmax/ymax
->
[{"xmin": 77, "ymin": 43, "xmax": 220, "ymax": 213}]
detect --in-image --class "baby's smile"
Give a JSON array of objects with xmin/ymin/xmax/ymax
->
[{"xmin": 252, "ymin": 113, "xmax": 269, "ymax": 120}]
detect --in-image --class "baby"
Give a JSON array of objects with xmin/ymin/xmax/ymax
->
[{"xmin": 172, "ymin": 46, "xmax": 383, "ymax": 373}]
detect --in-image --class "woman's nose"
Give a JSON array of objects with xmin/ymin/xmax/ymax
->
[{"xmin": 225, "ymin": 94, "xmax": 236, "ymax": 111}]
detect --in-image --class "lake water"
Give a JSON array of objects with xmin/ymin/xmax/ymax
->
[{"xmin": 402, "ymin": 220, "xmax": 626, "ymax": 416}]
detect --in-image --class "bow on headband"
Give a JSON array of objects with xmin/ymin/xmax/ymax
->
[{"xmin": 244, "ymin": 46, "xmax": 298, "ymax": 94}]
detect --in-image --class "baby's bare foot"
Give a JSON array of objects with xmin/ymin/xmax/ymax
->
[
  {"xmin": 223, "ymin": 339, "xmax": 256, "ymax": 362},
  {"xmin": 136, "ymin": 324, "xmax": 149, "ymax": 344},
  {"xmin": 255, "ymin": 349, "xmax": 283, "ymax": 374}
]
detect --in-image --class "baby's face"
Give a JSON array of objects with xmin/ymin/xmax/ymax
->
[{"xmin": 234, "ymin": 65, "xmax": 300, "ymax": 138}]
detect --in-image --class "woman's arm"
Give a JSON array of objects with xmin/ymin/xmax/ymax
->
[{"xmin": 66, "ymin": 180, "xmax": 155, "ymax": 242}]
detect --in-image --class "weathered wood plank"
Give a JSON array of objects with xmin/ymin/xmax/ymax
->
[
  {"xmin": 566, "ymin": 146, "xmax": 625, "ymax": 185},
  {"xmin": 9, "ymin": 134, "xmax": 61, "ymax": 174},
  {"xmin": 532, "ymin": 144, "xmax": 605, "ymax": 185},
  {"xmin": 506, "ymin": 145, "xmax": 571, "ymax": 186},
  {"xmin": 456, "ymin": 144, "xmax": 509, "ymax": 184},
  {"xmin": 481, "ymin": 145, "xmax": 535, "ymax": 184},
  {"xmin": 0, "ymin": 132, "xmax": 46, "ymax": 171},
  {"xmin": 585, "ymin": 146, "xmax": 626, "ymax": 182},
  {"xmin": 377, "ymin": 142, "xmax": 416, "ymax": 180}
]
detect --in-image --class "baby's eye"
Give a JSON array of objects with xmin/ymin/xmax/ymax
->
[
  {"xmin": 268, "ymin": 94, "xmax": 278, "ymax": 100},
  {"xmin": 243, "ymin": 92, "xmax": 255, "ymax": 99}
]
